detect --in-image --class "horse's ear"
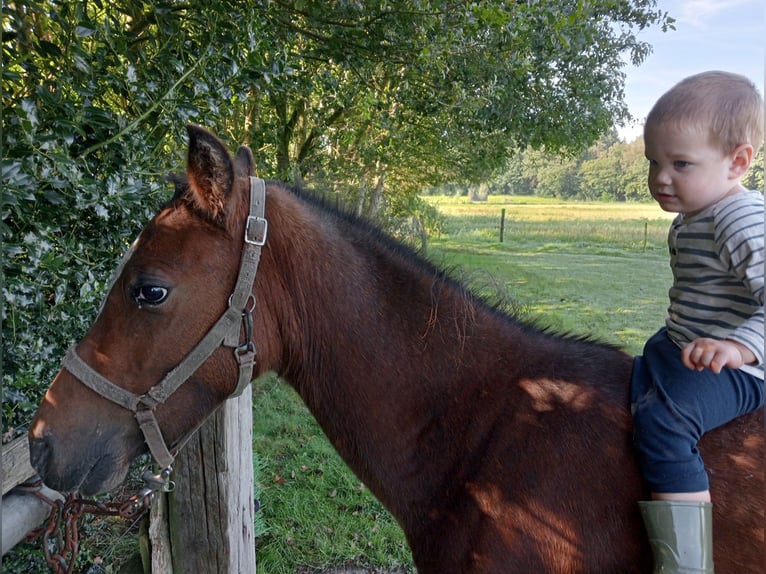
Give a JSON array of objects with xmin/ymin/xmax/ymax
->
[
  {"xmin": 234, "ymin": 145, "xmax": 254, "ymax": 178},
  {"xmin": 184, "ymin": 125, "xmax": 234, "ymax": 223}
]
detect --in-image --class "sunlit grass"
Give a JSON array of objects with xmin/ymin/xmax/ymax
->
[
  {"xmin": 427, "ymin": 244, "xmax": 669, "ymax": 355},
  {"xmin": 425, "ymin": 195, "xmax": 675, "ymax": 252},
  {"xmin": 252, "ymin": 377, "xmax": 413, "ymax": 574}
]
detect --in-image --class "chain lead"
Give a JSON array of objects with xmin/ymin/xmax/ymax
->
[{"xmin": 24, "ymin": 464, "xmax": 175, "ymax": 573}]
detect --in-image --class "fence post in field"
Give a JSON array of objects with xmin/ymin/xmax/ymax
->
[
  {"xmin": 500, "ymin": 208, "xmax": 506, "ymax": 243},
  {"xmin": 148, "ymin": 387, "xmax": 255, "ymax": 573},
  {"xmin": 643, "ymin": 220, "xmax": 648, "ymax": 251}
]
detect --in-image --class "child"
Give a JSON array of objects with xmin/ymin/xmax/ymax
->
[{"xmin": 631, "ymin": 70, "xmax": 764, "ymax": 573}]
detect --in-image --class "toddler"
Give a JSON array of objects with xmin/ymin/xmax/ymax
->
[{"xmin": 631, "ymin": 70, "xmax": 764, "ymax": 573}]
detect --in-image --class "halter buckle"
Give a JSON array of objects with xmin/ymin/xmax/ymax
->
[{"xmin": 245, "ymin": 215, "xmax": 268, "ymax": 246}]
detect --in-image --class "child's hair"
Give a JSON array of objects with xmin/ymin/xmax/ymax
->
[{"xmin": 645, "ymin": 70, "xmax": 764, "ymax": 152}]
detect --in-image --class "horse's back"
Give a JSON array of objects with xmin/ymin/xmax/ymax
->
[
  {"xmin": 409, "ymin": 356, "xmax": 763, "ymax": 574},
  {"xmin": 703, "ymin": 408, "xmax": 764, "ymax": 572}
]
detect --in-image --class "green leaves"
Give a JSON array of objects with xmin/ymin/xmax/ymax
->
[{"xmin": 238, "ymin": 0, "xmax": 674, "ymax": 213}]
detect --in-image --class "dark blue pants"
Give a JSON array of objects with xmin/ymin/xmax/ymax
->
[{"xmin": 631, "ymin": 329, "xmax": 764, "ymax": 493}]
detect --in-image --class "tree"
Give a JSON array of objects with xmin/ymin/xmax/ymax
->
[
  {"xmin": 742, "ymin": 145, "xmax": 764, "ymax": 192},
  {"xmin": 238, "ymin": 1, "xmax": 673, "ymax": 215},
  {"xmin": 2, "ymin": 0, "xmax": 675, "ymax": 432},
  {"xmin": 522, "ymin": 149, "xmax": 582, "ymax": 199},
  {"xmin": 580, "ymin": 152, "xmax": 623, "ymax": 200},
  {"xmin": 620, "ymin": 138, "xmax": 651, "ymax": 201},
  {"xmin": 580, "ymin": 133, "xmax": 647, "ymax": 201}
]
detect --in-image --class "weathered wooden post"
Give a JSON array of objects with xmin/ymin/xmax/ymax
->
[
  {"xmin": 147, "ymin": 387, "xmax": 255, "ymax": 573},
  {"xmin": 500, "ymin": 208, "xmax": 506, "ymax": 243},
  {"xmin": 643, "ymin": 220, "xmax": 648, "ymax": 251}
]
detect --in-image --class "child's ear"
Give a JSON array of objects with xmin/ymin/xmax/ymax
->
[{"xmin": 729, "ymin": 143, "xmax": 754, "ymax": 178}]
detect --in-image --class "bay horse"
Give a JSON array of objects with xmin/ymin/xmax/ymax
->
[{"xmin": 29, "ymin": 126, "xmax": 763, "ymax": 573}]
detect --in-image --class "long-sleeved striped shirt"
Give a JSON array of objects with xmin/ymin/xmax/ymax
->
[{"xmin": 665, "ymin": 189, "xmax": 764, "ymax": 379}]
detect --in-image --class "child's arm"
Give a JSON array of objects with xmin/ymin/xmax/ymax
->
[{"xmin": 681, "ymin": 337, "xmax": 757, "ymax": 374}]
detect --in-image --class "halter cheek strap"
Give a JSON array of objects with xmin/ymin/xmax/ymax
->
[{"xmin": 61, "ymin": 177, "xmax": 267, "ymax": 469}]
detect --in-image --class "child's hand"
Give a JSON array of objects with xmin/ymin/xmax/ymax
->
[{"xmin": 681, "ymin": 338, "xmax": 755, "ymax": 373}]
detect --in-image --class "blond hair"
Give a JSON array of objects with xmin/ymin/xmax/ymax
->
[{"xmin": 645, "ymin": 70, "xmax": 764, "ymax": 153}]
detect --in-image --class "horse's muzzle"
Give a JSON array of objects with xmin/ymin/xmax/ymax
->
[{"xmin": 28, "ymin": 428, "xmax": 132, "ymax": 495}]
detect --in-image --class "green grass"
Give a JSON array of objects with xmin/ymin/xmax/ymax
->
[
  {"xmin": 251, "ymin": 197, "xmax": 676, "ymax": 572},
  {"xmin": 423, "ymin": 195, "xmax": 675, "ymax": 355},
  {"xmin": 252, "ymin": 377, "xmax": 413, "ymax": 574},
  {"xmin": 428, "ymin": 244, "xmax": 669, "ymax": 355},
  {"xmin": 427, "ymin": 195, "xmax": 673, "ymax": 254}
]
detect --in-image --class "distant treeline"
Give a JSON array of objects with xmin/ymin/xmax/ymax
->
[{"xmin": 428, "ymin": 131, "xmax": 765, "ymax": 201}]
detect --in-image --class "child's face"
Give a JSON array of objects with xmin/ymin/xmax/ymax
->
[{"xmin": 643, "ymin": 122, "xmax": 743, "ymax": 216}]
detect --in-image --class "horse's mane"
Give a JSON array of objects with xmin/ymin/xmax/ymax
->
[{"xmin": 281, "ymin": 182, "xmax": 623, "ymax": 354}]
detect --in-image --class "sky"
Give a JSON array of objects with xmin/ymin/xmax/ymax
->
[{"xmin": 617, "ymin": 0, "xmax": 764, "ymax": 142}]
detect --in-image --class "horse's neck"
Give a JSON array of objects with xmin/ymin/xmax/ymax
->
[
  {"xmin": 264, "ymin": 191, "xmax": 496, "ymax": 512},
  {"xmin": 259, "ymin": 189, "xmax": 637, "ymax": 546}
]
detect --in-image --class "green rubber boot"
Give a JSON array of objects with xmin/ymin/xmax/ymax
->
[{"xmin": 638, "ymin": 501, "xmax": 714, "ymax": 573}]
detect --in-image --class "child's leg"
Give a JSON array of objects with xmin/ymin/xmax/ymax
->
[
  {"xmin": 653, "ymin": 490, "xmax": 709, "ymax": 502},
  {"xmin": 631, "ymin": 329, "xmax": 763, "ymax": 496}
]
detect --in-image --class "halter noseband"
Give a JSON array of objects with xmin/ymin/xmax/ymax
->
[{"xmin": 61, "ymin": 177, "xmax": 268, "ymax": 469}]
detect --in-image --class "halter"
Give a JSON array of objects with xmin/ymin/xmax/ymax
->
[{"xmin": 61, "ymin": 177, "xmax": 268, "ymax": 470}]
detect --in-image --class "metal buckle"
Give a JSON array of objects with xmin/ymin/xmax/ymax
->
[
  {"xmin": 140, "ymin": 465, "xmax": 176, "ymax": 494},
  {"xmin": 245, "ymin": 215, "xmax": 268, "ymax": 246}
]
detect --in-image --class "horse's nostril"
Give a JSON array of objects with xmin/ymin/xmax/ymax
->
[{"xmin": 28, "ymin": 435, "xmax": 52, "ymax": 476}]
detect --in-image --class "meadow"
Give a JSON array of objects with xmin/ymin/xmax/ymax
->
[{"xmin": 252, "ymin": 196, "xmax": 676, "ymax": 573}]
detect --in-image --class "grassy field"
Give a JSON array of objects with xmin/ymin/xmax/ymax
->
[
  {"xmin": 424, "ymin": 196, "xmax": 675, "ymax": 355},
  {"xmin": 252, "ymin": 197, "xmax": 676, "ymax": 573}
]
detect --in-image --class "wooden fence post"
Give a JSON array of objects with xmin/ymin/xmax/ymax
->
[
  {"xmin": 500, "ymin": 208, "xmax": 506, "ymax": 243},
  {"xmin": 148, "ymin": 386, "xmax": 255, "ymax": 573}
]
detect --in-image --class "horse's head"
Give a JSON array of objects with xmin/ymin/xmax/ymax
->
[{"xmin": 29, "ymin": 126, "xmax": 264, "ymax": 494}]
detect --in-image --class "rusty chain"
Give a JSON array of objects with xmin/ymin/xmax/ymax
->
[{"xmin": 20, "ymin": 467, "xmax": 174, "ymax": 574}]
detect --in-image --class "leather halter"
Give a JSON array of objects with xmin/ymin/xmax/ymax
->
[{"xmin": 61, "ymin": 177, "xmax": 268, "ymax": 469}]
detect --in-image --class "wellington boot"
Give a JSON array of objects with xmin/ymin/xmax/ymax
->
[{"xmin": 638, "ymin": 500, "xmax": 714, "ymax": 573}]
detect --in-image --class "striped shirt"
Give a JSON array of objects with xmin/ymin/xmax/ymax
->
[{"xmin": 666, "ymin": 189, "xmax": 764, "ymax": 379}]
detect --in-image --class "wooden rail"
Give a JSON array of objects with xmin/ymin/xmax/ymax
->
[
  {"xmin": 2, "ymin": 435, "xmax": 65, "ymax": 556},
  {"xmin": 2, "ymin": 435, "xmax": 36, "ymax": 496}
]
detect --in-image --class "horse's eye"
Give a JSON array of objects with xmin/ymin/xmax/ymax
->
[{"xmin": 132, "ymin": 285, "xmax": 169, "ymax": 306}]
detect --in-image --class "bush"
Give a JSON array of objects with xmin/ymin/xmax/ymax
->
[
  {"xmin": 2, "ymin": 93, "xmax": 168, "ymax": 435},
  {"xmin": 1, "ymin": 0, "xmax": 261, "ymax": 434}
]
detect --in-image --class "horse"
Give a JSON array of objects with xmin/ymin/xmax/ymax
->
[{"xmin": 29, "ymin": 126, "xmax": 764, "ymax": 573}]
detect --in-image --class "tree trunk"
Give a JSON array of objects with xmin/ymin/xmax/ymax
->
[
  {"xmin": 355, "ymin": 182, "xmax": 368, "ymax": 218},
  {"xmin": 368, "ymin": 170, "xmax": 386, "ymax": 222}
]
